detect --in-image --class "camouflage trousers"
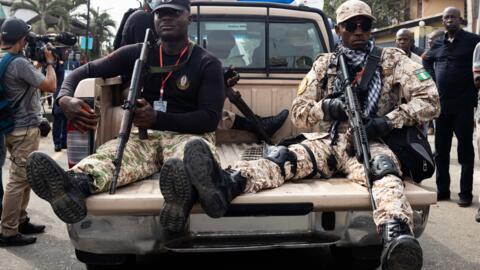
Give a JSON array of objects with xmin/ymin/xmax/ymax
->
[
  {"xmin": 235, "ymin": 133, "xmax": 413, "ymax": 229},
  {"xmin": 71, "ymin": 131, "xmax": 216, "ymax": 193}
]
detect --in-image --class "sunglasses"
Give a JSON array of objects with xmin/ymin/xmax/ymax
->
[{"xmin": 342, "ymin": 20, "xmax": 372, "ymax": 33}]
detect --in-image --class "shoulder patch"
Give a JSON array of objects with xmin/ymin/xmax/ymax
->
[
  {"xmin": 414, "ymin": 68, "xmax": 431, "ymax": 82},
  {"xmin": 297, "ymin": 76, "xmax": 308, "ymax": 95}
]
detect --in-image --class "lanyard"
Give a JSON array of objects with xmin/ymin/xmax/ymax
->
[{"xmin": 159, "ymin": 44, "xmax": 189, "ymax": 99}]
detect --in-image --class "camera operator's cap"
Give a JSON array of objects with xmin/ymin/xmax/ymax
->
[
  {"xmin": 336, "ymin": 0, "xmax": 375, "ymax": 24},
  {"xmin": 1, "ymin": 17, "xmax": 31, "ymax": 44},
  {"xmin": 151, "ymin": 0, "xmax": 191, "ymax": 13}
]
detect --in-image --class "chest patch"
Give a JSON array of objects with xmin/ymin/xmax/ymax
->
[
  {"xmin": 177, "ymin": 74, "xmax": 190, "ymax": 90},
  {"xmin": 297, "ymin": 76, "xmax": 308, "ymax": 95},
  {"xmin": 414, "ymin": 68, "xmax": 431, "ymax": 82}
]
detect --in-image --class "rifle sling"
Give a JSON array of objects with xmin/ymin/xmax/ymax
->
[
  {"xmin": 358, "ymin": 46, "xmax": 383, "ymax": 92},
  {"xmin": 148, "ymin": 41, "xmax": 195, "ymax": 74}
]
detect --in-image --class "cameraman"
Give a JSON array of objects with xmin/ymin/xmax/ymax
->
[{"xmin": 0, "ymin": 17, "xmax": 56, "ymax": 246}]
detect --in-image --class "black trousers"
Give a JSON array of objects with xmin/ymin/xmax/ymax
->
[
  {"xmin": 434, "ymin": 107, "xmax": 475, "ymax": 201},
  {"xmin": 52, "ymin": 113, "xmax": 68, "ymax": 147}
]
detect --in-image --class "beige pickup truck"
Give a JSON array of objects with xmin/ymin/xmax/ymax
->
[{"xmin": 66, "ymin": 2, "xmax": 436, "ymax": 269}]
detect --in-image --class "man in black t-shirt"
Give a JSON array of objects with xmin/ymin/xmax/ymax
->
[
  {"xmin": 26, "ymin": 0, "xmax": 226, "ymax": 233},
  {"xmin": 117, "ymin": 0, "xmax": 288, "ymax": 140}
]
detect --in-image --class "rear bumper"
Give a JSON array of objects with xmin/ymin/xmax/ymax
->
[{"xmin": 68, "ymin": 206, "xmax": 430, "ymax": 256}]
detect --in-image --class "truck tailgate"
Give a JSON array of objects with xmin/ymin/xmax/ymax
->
[{"xmin": 86, "ymin": 144, "xmax": 437, "ymax": 215}]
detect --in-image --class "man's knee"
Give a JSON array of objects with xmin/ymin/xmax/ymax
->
[
  {"xmin": 263, "ymin": 146, "xmax": 297, "ymax": 177},
  {"xmin": 370, "ymin": 155, "xmax": 400, "ymax": 181}
]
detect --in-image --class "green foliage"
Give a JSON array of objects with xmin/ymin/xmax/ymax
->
[
  {"xmin": 11, "ymin": 0, "xmax": 86, "ymax": 33},
  {"xmin": 79, "ymin": 8, "xmax": 116, "ymax": 59},
  {"xmin": 323, "ymin": 0, "xmax": 409, "ymax": 28}
]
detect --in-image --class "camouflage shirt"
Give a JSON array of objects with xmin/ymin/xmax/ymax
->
[{"xmin": 291, "ymin": 47, "xmax": 440, "ymax": 134}]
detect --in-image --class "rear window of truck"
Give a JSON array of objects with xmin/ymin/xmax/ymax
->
[{"xmin": 188, "ymin": 17, "xmax": 325, "ymax": 72}]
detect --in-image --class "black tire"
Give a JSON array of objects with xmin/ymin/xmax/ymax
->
[{"xmin": 331, "ymin": 245, "xmax": 382, "ymax": 270}]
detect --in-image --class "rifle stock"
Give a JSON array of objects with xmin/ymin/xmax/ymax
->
[
  {"xmin": 223, "ymin": 67, "xmax": 273, "ymax": 145},
  {"xmin": 338, "ymin": 54, "xmax": 376, "ymax": 210},
  {"xmin": 110, "ymin": 29, "xmax": 152, "ymax": 194}
]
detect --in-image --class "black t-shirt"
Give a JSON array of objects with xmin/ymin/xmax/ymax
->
[
  {"xmin": 58, "ymin": 43, "xmax": 225, "ymax": 134},
  {"xmin": 120, "ymin": 10, "xmax": 155, "ymax": 47}
]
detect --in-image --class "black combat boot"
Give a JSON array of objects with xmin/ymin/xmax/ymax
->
[
  {"xmin": 183, "ymin": 138, "xmax": 246, "ymax": 218},
  {"xmin": 159, "ymin": 158, "xmax": 196, "ymax": 232},
  {"xmin": 232, "ymin": 109, "xmax": 289, "ymax": 137},
  {"xmin": 26, "ymin": 152, "xmax": 94, "ymax": 224},
  {"xmin": 380, "ymin": 219, "xmax": 423, "ymax": 270}
]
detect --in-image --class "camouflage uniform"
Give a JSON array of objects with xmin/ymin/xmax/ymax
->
[
  {"xmin": 71, "ymin": 131, "xmax": 216, "ymax": 193},
  {"xmin": 235, "ymin": 47, "xmax": 440, "ymax": 229}
]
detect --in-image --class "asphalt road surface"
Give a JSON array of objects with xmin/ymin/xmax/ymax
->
[{"xmin": 0, "ymin": 133, "xmax": 479, "ymax": 270}]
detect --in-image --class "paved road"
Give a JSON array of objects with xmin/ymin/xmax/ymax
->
[{"xmin": 0, "ymin": 133, "xmax": 479, "ymax": 269}]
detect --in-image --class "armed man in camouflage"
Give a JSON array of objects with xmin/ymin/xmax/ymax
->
[{"xmin": 170, "ymin": 1, "xmax": 439, "ymax": 269}]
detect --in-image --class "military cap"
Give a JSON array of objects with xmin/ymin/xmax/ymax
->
[
  {"xmin": 336, "ymin": 0, "xmax": 375, "ymax": 24},
  {"xmin": 150, "ymin": 0, "xmax": 190, "ymax": 13}
]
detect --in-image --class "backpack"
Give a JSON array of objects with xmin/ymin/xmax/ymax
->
[
  {"xmin": 113, "ymin": 7, "xmax": 140, "ymax": 50},
  {"xmin": 0, "ymin": 53, "xmax": 21, "ymax": 135}
]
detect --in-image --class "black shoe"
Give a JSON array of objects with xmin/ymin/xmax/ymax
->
[
  {"xmin": 380, "ymin": 219, "xmax": 423, "ymax": 270},
  {"xmin": 159, "ymin": 158, "xmax": 196, "ymax": 232},
  {"xmin": 436, "ymin": 193, "xmax": 450, "ymax": 201},
  {"xmin": 258, "ymin": 109, "xmax": 289, "ymax": 137},
  {"xmin": 457, "ymin": 198, "xmax": 472, "ymax": 207},
  {"xmin": 475, "ymin": 209, "xmax": 480, "ymax": 223},
  {"xmin": 61, "ymin": 143, "xmax": 67, "ymax": 149},
  {"xmin": 26, "ymin": 152, "xmax": 94, "ymax": 224},
  {"xmin": 54, "ymin": 145, "xmax": 62, "ymax": 152},
  {"xmin": 18, "ymin": 218, "xmax": 45, "ymax": 234},
  {"xmin": 0, "ymin": 234, "xmax": 36, "ymax": 246},
  {"xmin": 183, "ymin": 138, "xmax": 246, "ymax": 218}
]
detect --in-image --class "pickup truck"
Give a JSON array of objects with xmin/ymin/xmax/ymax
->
[{"xmin": 66, "ymin": 2, "xmax": 437, "ymax": 269}]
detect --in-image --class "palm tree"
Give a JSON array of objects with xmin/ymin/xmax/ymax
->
[
  {"xmin": 10, "ymin": 0, "xmax": 86, "ymax": 33},
  {"xmin": 79, "ymin": 8, "xmax": 116, "ymax": 58}
]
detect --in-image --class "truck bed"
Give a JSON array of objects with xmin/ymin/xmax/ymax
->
[{"xmin": 85, "ymin": 143, "xmax": 437, "ymax": 215}]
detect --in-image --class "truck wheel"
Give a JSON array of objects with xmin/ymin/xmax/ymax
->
[{"xmin": 330, "ymin": 245, "xmax": 382, "ymax": 270}]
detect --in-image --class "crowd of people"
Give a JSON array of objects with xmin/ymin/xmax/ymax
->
[{"xmin": 0, "ymin": 0, "xmax": 478, "ymax": 269}]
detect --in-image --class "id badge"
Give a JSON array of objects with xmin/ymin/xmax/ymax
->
[{"xmin": 154, "ymin": 99, "xmax": 167, "ymax": 112}]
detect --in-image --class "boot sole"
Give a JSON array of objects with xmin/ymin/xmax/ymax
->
[
  {"xmin": 159, "ymin": 158, "xmax": 194, "ymax": 232},
  {"xmin": 183, "ymin": 139, "xmax": 227, "ymax": 218},
  {"xmin": 382, "ymin": 236, "xmax": 423, "ymax": 270},
  {"xmin": 26, "ymin": 152, "xmax": 86, "ymax": 224}
]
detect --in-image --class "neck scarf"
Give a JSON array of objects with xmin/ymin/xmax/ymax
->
[{"xmin": 333, "ymin": 39, "xmax": 382, "ymax": 117}]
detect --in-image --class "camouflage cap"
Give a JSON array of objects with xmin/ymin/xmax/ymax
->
[{"xmin": 336, "ymin": 0, "xmax": 375, "ymax": 24}]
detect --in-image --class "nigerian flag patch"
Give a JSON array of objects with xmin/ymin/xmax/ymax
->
[{"xmin": 415, "ymin": 68, "xmax": 431, "ymax": 82}]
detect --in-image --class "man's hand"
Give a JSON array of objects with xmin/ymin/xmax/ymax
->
[
  {"xmin": 364, "ymin": 116, "xmax": 392, "ymax": 139},
  {"xmin": 44, "ymin": 43, "xmax": 56, "ymax": 64},
  {"xmin": 134, "ymin": 99, "xmax": 156, "ymax": 129},
  {"xmin": 59, "ymin": 96, "xmax": 97, "ymax": 132},
  {"xmin": 321, "ymin": 98, "xmax": 348, "ymax": 121}
]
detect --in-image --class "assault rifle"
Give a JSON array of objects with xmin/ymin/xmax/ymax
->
[
  {"xmin": 110, "ymin": 29, "xmax": 152, "ymax": 194},
  {"xmin": 337, "ymin": 54, "xmax": 377, "ymax": 210},
  {"xmin": 223, "ymin": 67, "xmax": 273, "ymax": 145}
]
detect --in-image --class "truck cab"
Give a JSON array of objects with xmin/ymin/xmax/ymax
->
[{"xmin": 67, "ymin": 2, "xmax": 436, "ymax": 268}]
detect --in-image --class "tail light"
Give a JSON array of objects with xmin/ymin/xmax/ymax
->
[{"xmin": 67, "ymin": 97, "xmax": 95, "ymax": 168}]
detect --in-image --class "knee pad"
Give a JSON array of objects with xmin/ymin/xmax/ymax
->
[
  {"xmin": 370, "ymin": 155, "xmax": 400, "ymax": 181},
  {"xmin": 263, "ymin": 146, "xmax": 297, "ymax": 177}
]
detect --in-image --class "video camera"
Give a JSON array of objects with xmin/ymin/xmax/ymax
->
[{"xmin": 25, "ymin": 32, "xmax": 77, "ymax": 63}]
